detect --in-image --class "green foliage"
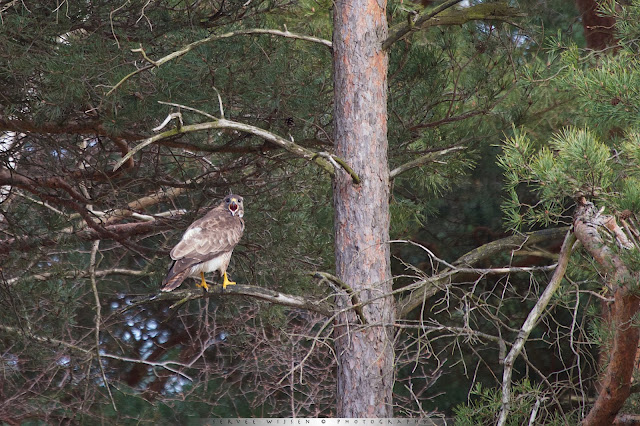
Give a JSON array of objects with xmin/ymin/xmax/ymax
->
[
  {"xmin": 498, "ymin": 126, "xmax": 632, "ymax": 230},
  {"xmin": 454, "ymin": 381, "xmax": 568, "ymax": 425}
]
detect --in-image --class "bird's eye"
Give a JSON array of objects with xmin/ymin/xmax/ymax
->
[{"xmin": 225, "ymin": 197, "xmax": 230, "ymax": 203}]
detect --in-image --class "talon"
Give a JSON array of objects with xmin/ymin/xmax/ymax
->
[
  {"xmin": 222, "ymin": 272, "xmax": 236, "ymax": 289},
  {"xmin": 197, "ymin": 271, "xmax": 210, "ymax": 291}
]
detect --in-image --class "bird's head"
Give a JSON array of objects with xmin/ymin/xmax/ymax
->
[{"xmin": 224, "ymin": 195, "xmax": 244, "ymax": 218}]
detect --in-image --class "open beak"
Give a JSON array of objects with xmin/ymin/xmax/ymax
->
[{"xmin": 229, "ymin": 199, "xmax": 239, "ymax": 216}]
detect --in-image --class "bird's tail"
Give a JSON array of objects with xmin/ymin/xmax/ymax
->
[{"xmin": 160, "ymin": 267, "xmax": 191, "ymax": 292}]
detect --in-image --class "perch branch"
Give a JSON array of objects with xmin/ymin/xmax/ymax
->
[{"xmin": 119, "ymin": 283, "xmax": 333, "ymax": 317}]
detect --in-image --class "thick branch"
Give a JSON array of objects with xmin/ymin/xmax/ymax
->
[
  {"xmin": 4, "ymin": 268, "xmax": 146, "ymax": 286},
  {"xmin": 0, "ymin": 219, "xmax": 171, "ymax": 255},
  {"xmin": 497, "ymin": 230, "xmax": 576, "ymax": 426},
  {"xmin": 107, "ymin": 29, "xmax": 332, "ymax": 96},
  {"xmin": 383, "ymin": 2, "xmax": 524, "ymax": 50},
  {"xmin": 0, "ymin": 116, "xmax": 143, "ymax": 141}
]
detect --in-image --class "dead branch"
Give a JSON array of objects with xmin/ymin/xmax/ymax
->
[
  {"xmin": 112, "ymin": 113, "xmax": 357, "ymax": 182},
  {"xmin": 397, "ymin": 227, "xmax": 570, "ymax": 317},
  {"xmin": 497, "ymin": 230, "xmax": 576, "ymax": 426},
  {"xmin": 389, "ymin": 145, "xmax": 466, "ymax": 179}
]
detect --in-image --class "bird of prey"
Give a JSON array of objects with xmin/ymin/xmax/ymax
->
[{"xmin": 160, "ymin": 195, "xmax": 244, "ymax": 292}]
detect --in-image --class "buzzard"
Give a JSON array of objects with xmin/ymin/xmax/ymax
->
[{"xmin": 161, "ymin": 195, "xmax": 244, "ymax": 292}]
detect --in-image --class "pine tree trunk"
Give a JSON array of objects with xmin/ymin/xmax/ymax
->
[{"xmin": 332, "ymin": 0, "xmax": 395, "ymax": 417}]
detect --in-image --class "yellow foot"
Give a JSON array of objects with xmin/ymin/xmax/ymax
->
[
  {"xmin": 196, "ymin": 271, "xmax": 210, "ymax": 291},
  {"xmin": 222, "ymin": 272, "xmax": 236, "ymax": 289}
]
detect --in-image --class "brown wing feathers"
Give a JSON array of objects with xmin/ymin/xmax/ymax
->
[
  {"xmin": 160, "ymin": 196, "xmax": 244, "ymax": 292},
  {"xmin": 160, "ymin": 263, "xmax": 192, "ymax": 292}
]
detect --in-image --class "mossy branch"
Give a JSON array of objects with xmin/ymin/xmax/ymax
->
[
  {"xmin": 112, "ymin": 113, "xmax": 358, "ymax": 181},
  {"xmin": 389, "ymin": 145, "xmax": 465, "ymax": 179}
]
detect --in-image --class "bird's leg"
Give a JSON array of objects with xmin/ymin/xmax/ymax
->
[
  {"xmin": 196, "ymin": 271, "xmax": 210, "ymax": 291},
  {"xmin": 222, "ymin": 272, "xmax": 236, "ymax": 289}
]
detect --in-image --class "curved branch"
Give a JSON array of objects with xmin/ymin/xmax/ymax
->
[
  {"xmin": 575, "ymin": 200, "xmax": 640, "ymax": 426},
  {"xmin": 112, "ymin": 115, "xmax": 356, "ymax": 181},
  {"xmin": 107, "ymin": 28, "xmax": 332, "ymax": 96}
]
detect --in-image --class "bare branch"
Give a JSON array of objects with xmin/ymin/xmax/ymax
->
[
  {"xmin": 0, "ymin": 323, "xmax": 194, "ymax": 381},
  {"xmin": 497, "ymin": 230, "xmax": 576, "ymax": 426},
  {"xmin": 88, "ymin": 240, "xmax": 117, "ymax": 412},
  {"xmin": 575, "ymin": 200, "xmax": 640, "ymax": 426},
  {"xmin": 4, "ymin": 268, "xmax": 147, "ymax": 286},
  {"xmin": 397, "ymin": 227, "xmax": 570, "ymax": 317},
  {"xmin": 310, "ymin": 271, "xmax": 367, "ymax": 324}
]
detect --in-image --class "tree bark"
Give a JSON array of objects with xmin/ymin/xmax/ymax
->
[
  {"xmin": 574, "ymin": 0, "xmax": 617, "ymax": 50},
  {"xmin": 574, "ymin": 200, "xmax": 640, "ymax": 425},
  {"xmin": 332, "ymin": 0, "xmax": 395, "ymax": 417}
]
